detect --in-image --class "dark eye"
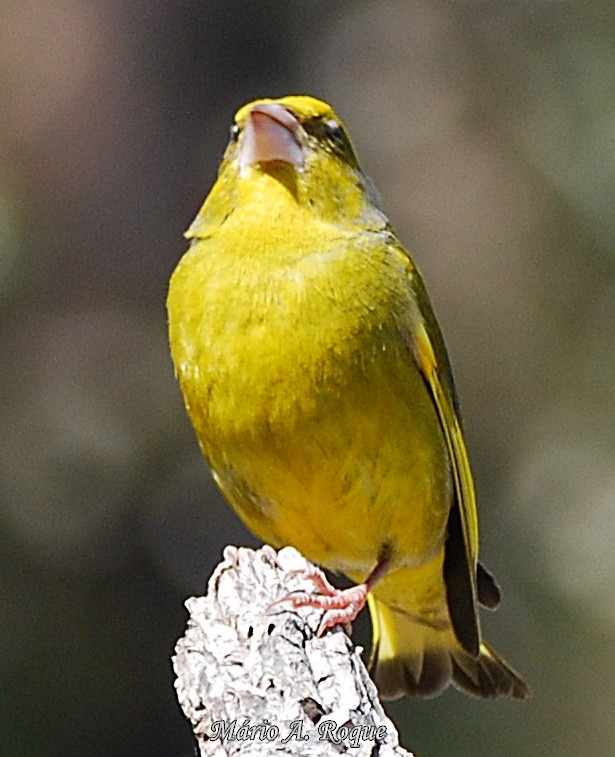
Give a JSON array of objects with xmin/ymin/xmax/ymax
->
[
  {"xmin": 324, "ymin": 119, "xmax": 344, "ymax": 145},
  {"xmin": 229, "ymin": 123, "xmax": 240, "ymax": 143},
  {"xmin": 301, "ymin": 115, "xmax": 358, "ymax": 167}
]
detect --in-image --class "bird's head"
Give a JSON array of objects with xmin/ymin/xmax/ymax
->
[{"xmin": 188, "ymin": 95, "xmax": 386, "ymax": 235}]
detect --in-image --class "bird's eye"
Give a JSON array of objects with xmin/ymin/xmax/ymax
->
[
  {"xmin": 229, "ymin": 124, "xmax": 240, "ymax": 143},
  {"xmin": 301, "ymin": 115, "xmax": 358, "ymax": 168},
  {"xmin": 325, "ymin": 119, "xmax": 344, "ymax": 145}
]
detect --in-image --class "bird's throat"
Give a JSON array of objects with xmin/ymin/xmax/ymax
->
[{"xmin": 238, "ymin": 163, "xmax": 300, "ymax": 208}]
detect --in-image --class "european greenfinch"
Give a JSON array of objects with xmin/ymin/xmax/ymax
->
[{"xmin": 167, "ymin": 96, "xmax": 528, "ymax": 700}]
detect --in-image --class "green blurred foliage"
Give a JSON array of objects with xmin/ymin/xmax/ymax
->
[{"xmin": 0, "ymin": 1, "xmax": 613, "ymax": 755}]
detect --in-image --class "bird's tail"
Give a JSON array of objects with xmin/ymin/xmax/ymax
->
[{"xmin": 367, "ymin": 595, "xmax": 529, "ymax": 700}]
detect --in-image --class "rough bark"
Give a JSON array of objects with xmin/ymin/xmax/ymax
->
[{"xmin": 173, "ymin": 545, "xmax": 413, "ymax": 756}]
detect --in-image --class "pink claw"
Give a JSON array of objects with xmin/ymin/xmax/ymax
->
[
  {"xmin": 285, "ymin": 568, "xmax": 339, "ymax": 597},
  {"xmin": 272, "ymin": 567, "xmax": 369, "ymax": 636}
]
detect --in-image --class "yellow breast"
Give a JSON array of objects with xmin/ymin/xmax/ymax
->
[{"xmin": 167, "ymin": 197, "xmax": 451, "ymax": 579}]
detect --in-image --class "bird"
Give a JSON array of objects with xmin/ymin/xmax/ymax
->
[{"xmin": 166, "ymin": 95, "xmax": 529, "ymax": 700}]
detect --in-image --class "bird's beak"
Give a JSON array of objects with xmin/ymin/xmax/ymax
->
[{"xmin": 239, "ymin": 103, "xmax": 304, "ymax": 175}]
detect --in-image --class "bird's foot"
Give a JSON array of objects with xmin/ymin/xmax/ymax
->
[{"xmin": 272, "ymin": 567, "xmax": 368, "ymax": 636}]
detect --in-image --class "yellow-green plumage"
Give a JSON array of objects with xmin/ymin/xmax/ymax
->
[{"xmin": 167, "ymin": 95, "xmax": 528, "ymax": 699}]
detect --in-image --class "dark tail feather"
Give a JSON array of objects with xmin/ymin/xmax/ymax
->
[
  {"xmin": 477, "ymin": 562, "xmax": 502, "ymax": 609},
  {"xmin": 368, "ymin": 596, "xmax": 530, "ymax": 700},
  {"xmin": 452, "ymin": 641, "xmax": 530, "ymax": 699}
]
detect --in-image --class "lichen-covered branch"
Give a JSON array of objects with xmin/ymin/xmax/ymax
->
[{"xmin": 173, "ymin": 545, "xmax": 413, "ymax": 756}]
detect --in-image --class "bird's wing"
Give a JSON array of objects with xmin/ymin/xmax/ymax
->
[{"xmin": 405, "ymin": 261, "xmax": 481, "ymax": 656}]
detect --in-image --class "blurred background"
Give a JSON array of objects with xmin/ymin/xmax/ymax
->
[{"xmin": 0, "ymin": 1, "xmax": 613, "ymax": 755}]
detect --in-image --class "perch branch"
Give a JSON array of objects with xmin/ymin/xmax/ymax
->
[{"xmin": 173, "ymin": 545, "xmax": 413, "ymax": 756}]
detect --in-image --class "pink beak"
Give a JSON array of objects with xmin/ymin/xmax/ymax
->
[{"xmin": 239, "ymin": 103, "xmax": 304, "ymax": 174}]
